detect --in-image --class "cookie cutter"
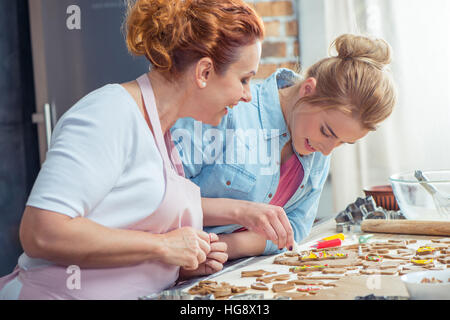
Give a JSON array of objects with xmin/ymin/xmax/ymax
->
[
  {"xmin": 272, "ymin": 296, "xmax": 293, "ymax": 300},
  {"xmin": 139, "ymin": 289, "xmax": 193, "ymax": 300},
  {"xmin": 336, "ymin": 222, "xmax": 353, "ymax": 233},
  {"xmin": 193, "ymin": 294, "xmax": 215, "ymax": 300},
  {"xmin": 228, "ymin": 293, "xmax": 265, "ymax": 300},
  {"xmin": 358, "ymin": 234, "xmax": 374, "ymax": 244},
  {"xmin": 355, "ymin": 294, "xmax": 409, "ymax": 300},
  {"xmin": 335, "ymin": 196, "xmax": 406, "ymax": 233}
]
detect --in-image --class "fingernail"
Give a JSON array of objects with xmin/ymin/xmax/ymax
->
[{"xmin": 289, "ymin": 246, "xmax": 293, "ymax": 251}]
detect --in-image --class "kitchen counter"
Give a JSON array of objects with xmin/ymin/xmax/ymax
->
[{"xmin": 143, "ymin": 218, "xmax": 448, "ymax": 300}]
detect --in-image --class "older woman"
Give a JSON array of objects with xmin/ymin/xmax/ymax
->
[{"xmin": 0, "ymin": 0, "xmax": 264, "ymax": 300}]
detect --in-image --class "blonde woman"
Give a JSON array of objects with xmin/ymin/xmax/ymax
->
[
  {"xmin": 172, "ymin": 34, "xmax": 397, "ymax": 259},
  {"xmin": 0, "ymin": 0, "xmax": 264, "ymax": 299}
]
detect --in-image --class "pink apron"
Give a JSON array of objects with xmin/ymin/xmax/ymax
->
[{"xmin": 0, "ymin": 74, "xmax": 203, "ymax": 300}]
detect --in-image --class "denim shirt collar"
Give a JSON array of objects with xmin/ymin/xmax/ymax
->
[
  {"xmin": 258, "ymin": 68, "xmax": 316, "ymax": 170},
  {"xmin": 258, "ymin": 68, "xmax": 302, "ymax": 140}
]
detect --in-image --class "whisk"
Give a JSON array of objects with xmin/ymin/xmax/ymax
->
[{"xmin": 414, "ymin": 170, "xmax": 450, "ymax": 219}]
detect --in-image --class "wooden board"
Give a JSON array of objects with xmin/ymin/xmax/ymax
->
[{"xmin": 276, "ymin": 275, "xmax": 409, "ymax": 300}]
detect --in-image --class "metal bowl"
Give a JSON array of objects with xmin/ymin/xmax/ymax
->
[{"xmin": 389, "ymin": 170, "xmax": 450, "ymax": 220}]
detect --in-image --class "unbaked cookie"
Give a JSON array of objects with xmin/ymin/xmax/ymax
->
[
  {"xmin": 416, "ymin": 246, "xmax": 437, "ymax": 256},
  {"xmin": 250, "ymin": 282, "xmax": 269, "ymax": 291},
  {"xmin": 297, "ymin": 275, "xmax": 343, "ymax": 281},
  {"xmin": 289, "ymin": 265, "xmax": 327, "ymax": 273},
  {"xmin": 256, "ymin": 273, "xmax": 291, "ymax": 283},
  {"xmin": 411, "ymin": 258, "xmax": 434, "ymax": 266},
  {"xmin": 272, "ymin": 282, "xmax": 295, "ymax": 293},
  {"xmin": 241, "ymin": 269, "xmax": 276, "ymax": 277},
  {"xmin": 322, "ymin": 268, "xmax": 347, "ymax": 274}
]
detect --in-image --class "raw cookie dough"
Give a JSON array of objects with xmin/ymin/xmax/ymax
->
[
  {"xmin": 241, "ymin": 269, "xmax": 276, "ymax": 277},
  {"xmin": 256, "ymin": 273, "xmax": 291, "ymax": 283},
  {"xmin": 188, "ymin": 280, "xmax": 248, "ymax": 299},
  {"xmin": 289, "ymin": 265, "xmax": 327, "ymax": 273},
  {"xmin": 272, "ymin": 282, "xmax": 295, "ymax": 293},
  {"xmin": 275, "ymin": 250, "xmax": 359, "ymax": 268},
  {"xmin": 298, "ymin": 275, "xmax": 343, "ymax": 281},
  {"xmin": 250, "ymin": 282, "xmax": 269, "ymax": 291},
  {"xmin": 322, "ymin": 268, "xmax": 347, "ymax": 274}
]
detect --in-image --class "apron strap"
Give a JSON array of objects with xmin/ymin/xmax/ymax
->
[
  {"xmin": 136, "ymin": 74, "xmax": 173, "ymax": 168},
  {"xmin": 165, "ymin": 131, "xmax": 186, "ymax": 177}
]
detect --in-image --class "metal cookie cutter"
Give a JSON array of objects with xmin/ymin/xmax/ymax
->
[
  {"xmin": 228, "ymin": 293, "xmax": 265, "ymax": 300},
  {"xmin": 335, "ymin": 196, "xmax": 406, "ymax": 233},
  {"xmin": 139, "ymin": 289, "xmax": 193, "ymax": 300}
]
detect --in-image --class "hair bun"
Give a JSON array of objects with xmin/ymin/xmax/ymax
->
[
  {"xmin": 332, "ymin": 34, "xmax": 392, "ymax": 69},
  {"xmin": 124, "ymin": 0, "xmax": 190, "ymax": 71}
]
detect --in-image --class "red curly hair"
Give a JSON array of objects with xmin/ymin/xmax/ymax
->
[{"xmin": 124, "ymin": 0, "xmax": 265, "ymax": 78}]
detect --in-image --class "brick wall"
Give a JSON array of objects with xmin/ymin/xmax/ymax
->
[{"xmin": 247, "ymin": 0, "xmax": 300, "ymax": 80}]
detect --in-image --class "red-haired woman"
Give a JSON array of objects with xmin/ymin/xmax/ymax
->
[{"xmin": 0, "ymin": 0, "xmax": 264, "ymax": 300}]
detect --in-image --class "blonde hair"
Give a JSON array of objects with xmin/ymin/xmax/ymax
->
[
  {"xmin": 123, "ymin": 0, "xmax": 265, "ymax": 79},
  {"xmin": 299, "ymin": 34, "xmax": 397, "ymax": 130}
]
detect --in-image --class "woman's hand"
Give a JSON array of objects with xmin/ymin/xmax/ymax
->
[
  {"xmin": 203, "ymin": 233, "xmax": 228, "ymax": 273},
  {"xmin": 159, "ymin": 227, "xmax": 211, "ymax": 270},
  {"xmin": 235, "ymin": 201, "xmax": 294, "ymax": 250},
  {"xmin": 179, "ymin": 233, "xmax": 228, "ymax": 279},
  {"xmin": 202, "ymin": 198, "xmax": 294, "ymax": 251}
]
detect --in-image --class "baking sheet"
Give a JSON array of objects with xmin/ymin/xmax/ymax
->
[{"xmin": 182, "ymin": 233, "xmax": 448, "ymax": 300}]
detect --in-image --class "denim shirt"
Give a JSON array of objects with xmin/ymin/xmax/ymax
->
[{"xmin": 171, "ymin": 68, "xmax": 331, "ymax": 255}]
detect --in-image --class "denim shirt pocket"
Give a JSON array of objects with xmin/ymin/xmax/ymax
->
[
  {"xmin": 210, "ymin": 164, "xmax": 257, "ymax": 197},
  {"xmin": 309, "ymin": 169, "xmax": 323, "ymax": 189},
  {"xmin": 285, "ymin": 169, "xmax": 320, "ymax": 209}
]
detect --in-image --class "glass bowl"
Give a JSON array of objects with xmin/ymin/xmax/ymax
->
[{"xmin": 389, "ymin": 170, "xmax": 450, "ymax": 221}]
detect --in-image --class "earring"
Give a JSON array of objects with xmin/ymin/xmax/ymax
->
[{"xmin": 201, "ymin": 82, "xmax": 207, "ymax": 88}]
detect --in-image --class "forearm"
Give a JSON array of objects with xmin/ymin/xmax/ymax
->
[
  {"xmin": 20, "ymin": 207, "xmax": 165, "ymax": 269},
  {"xmin": 218, "ymin": 231, "xmax": 266, "ymax": 260},
  {"xmin": 202, "ymin": 197, "xmax": 295, "ymax": 253},
  {"xmin": 201, "ymin": 197, "xmax": 241, "ymax": 227},
  {"xmin": 48, "ymin": 218, "xmax": 164, "ymax": 268}
]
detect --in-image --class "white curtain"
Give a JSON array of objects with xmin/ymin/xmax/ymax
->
[{"xmin": 319, "ymin": 0, "xmax": 450, "ymax": 212}]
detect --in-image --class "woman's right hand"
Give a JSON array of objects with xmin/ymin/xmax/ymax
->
[
  {"xmin": 232, "ymin": 200, "xmax": 294, "ymax": 251},
  {"xmin": 202, "ymin": 197, "xmax": 294, "ymax": 251},
  {"xmin": 159, "ymin": 227, "xmax": 211, "ymax": 270}
]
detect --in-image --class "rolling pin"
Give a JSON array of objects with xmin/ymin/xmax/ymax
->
[{"xmin": 361, "ymin": 219, "xmax": 450, "ymax": 236}]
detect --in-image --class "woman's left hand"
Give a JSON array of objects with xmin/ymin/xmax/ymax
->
[{"xmin": 179, "ymin": 233, "xmax": 228, "ymax": 279}]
